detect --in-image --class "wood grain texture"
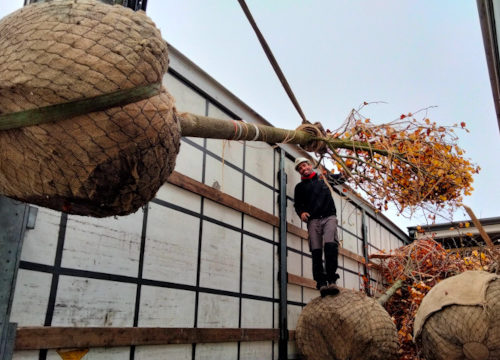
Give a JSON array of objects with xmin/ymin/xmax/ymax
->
[{"xmin": 15, "ymin": 327, "xmax": 281, "ymax": 350}]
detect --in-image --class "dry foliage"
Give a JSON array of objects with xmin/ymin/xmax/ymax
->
[
  {"xmin": 320, "ymin": 105, "xmax": 479, "ymax": 218},
  {"xmin": 374, "ymin": 238, "xmax": 498, "ymax": 360}
]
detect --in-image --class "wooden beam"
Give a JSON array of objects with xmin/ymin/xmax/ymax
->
[
  {"xmin": 15, "ymin": 327, "xmax": 281, "ymax": 350},
  {"xmin": 369, "ymin": 254, "xmax": 394, "ymax": 259},
  {"xmin": 168, "ymin": 171, "xmax": 278, "ymax": 227},
  {"xmin": 463, "ymin": 205, "xmax": 495, "ymax": 248},
  {"xmin": 287, "ymin": 273, "xmax": 317, "ymax": 289}
]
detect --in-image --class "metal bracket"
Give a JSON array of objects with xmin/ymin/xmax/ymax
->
[{"xmin": 26, "ymin": 206, "xmax": 38, "ymax": 230}]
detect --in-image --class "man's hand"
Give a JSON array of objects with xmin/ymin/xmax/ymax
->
[{"xmin": 300, "ymin": 212, "xmax": 310, "ymax": 222}]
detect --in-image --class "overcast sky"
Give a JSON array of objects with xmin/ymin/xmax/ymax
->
[{"xmin": 2, "ymin": 1, "xmax": 499, "ymax": 232}]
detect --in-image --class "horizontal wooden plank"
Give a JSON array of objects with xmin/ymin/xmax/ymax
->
[
  {"xmin": 168, "ymin": 171, "xmax": 368, "ymax": 266},
  {"xmin": 168, "ymin": 171, "xmax": 278, "ymax": 226},
  {"xmin": 340, "ymin": 247, "xmax": 366, "ymax": 264},
  {"xmin": 369, "ymin": 253, "xmax": 394, "ymax": 259},
  {"xmin": 287, "ymin": 273, "xmax": 317, "ymax": 289},
  {"xmin": 15, "ymin": 327, "xmax": 281, "ymax": 350}
]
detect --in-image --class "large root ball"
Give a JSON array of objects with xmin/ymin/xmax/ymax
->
[
  {"xmin": 414, "ymin": 271, "xmax": 500, "ymax": 360},
  {"xmin": 0, "ymin": 0, "xmax": 180, "ymax": 217},
  {"xmin": 296, "ymin": 289, "xmax": 399, "ymax": 360}
]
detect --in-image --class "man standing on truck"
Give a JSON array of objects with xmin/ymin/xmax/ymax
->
[{"xmin": 293, "ymin": 157, "xmax": 345, "ymax": 295}]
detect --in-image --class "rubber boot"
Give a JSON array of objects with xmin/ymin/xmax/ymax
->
[
  {"xmin": 311, "ymin": 249, "xmax": 326, "ymax": 290},
  {"xmin": 324, "ymin": 242, "xmax": 339, "ymax": 284},
  {"xmin": 321, "ymin": 242, "xmax": 340, "ymax": 297}
]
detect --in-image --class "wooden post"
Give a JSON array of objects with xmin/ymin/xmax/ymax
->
[{"xmin": 463, "ymin": 205, "xmax": 495, "ymax": 248}]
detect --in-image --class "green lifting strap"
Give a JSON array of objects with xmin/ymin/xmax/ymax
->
[{"xmin": 0, "ymin": 82, "xmax": 162, "ymax": 131}]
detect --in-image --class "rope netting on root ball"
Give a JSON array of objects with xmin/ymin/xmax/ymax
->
[
  {"xmin": 0, "ymin": 0, "xmax": 180, "ymax": 217},
  {"xmin": 374, "ymin": 239, "xmax": 499, "ymax": 360},
  {"xmin": 295, "ymin": 288, "xmax": 399, "ymax": 360},
  {"xmin": 415, "ymin": 271, "xmax": 500, "ymax": 360}
]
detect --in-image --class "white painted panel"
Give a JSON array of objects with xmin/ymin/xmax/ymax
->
[
  {"xmin": 342, "ymin": 230, "xmax": 357, "ymax": 254},
  {"xmin": 303, "ymin": 287, "xmax": 319, "ymax": 303},
  {"xmin": 135, "ymin": 345, "xmax": 191, "ymax": 360},
  {"xmin": 197, "ymin": 293, "xmax": 239, "ymax": 328},
  {"xmin": 380, "ymin": 228, "xmax": 391, "ymax": 252},
  {"xmin": 287, "ymin": 304, "xmax": 302, "ymax": 330},
  {"xmin": 241, "ymin": 299, "xmax": 273, "ymax": 328},
  {"xmin": 240, "ymin": 341, "xmax": 273, "ymax": 360},
  {"xmin": 206, "ymin": 103, "xmax": 244, "ymax": 168},
  {"xmin": 63, "ymin": 210, "xmax": 143, "ymax": 277},
  {"xmin": 355, "ymin": 208, "xmax": 363, "ymax": 237},
  {"xmin": 344, "ymin": 257, "xmax": 359, "ymax": 273},
  {"xmin": 340, "ymin": 201, "xmax": 358, "ymax": 236},
  {"xmin": 204, "ymin": 199, "xmax": 241, "ymax": 228},
  {"xmin": 303, "ymin": 255, "xmax": 313, "ymax": 280},
  {"xmin": 358, "ymin": 240, "xmax": 364, "ymax": 256},
  {"xmin": 287, "ymin": 198, "xmax": 302, "ymax": 227},
  {"xmin": 245, "ymin": 141, "xmax": 275, "ymax": 187},
  {"xmin": 242, "ymin": 235, "xmax": 273, "ymax": 298},
  {"xmin": 205, "ymin": 156, "xmax": 243, "ymax": 200},
  {"xmin": 206, "ymin": 138, "xmax": 244, "ymax": 169},
  {"xmin": 10, "ymin": 269, "xmax": 51, "ymax": 326},
  {"xmin": 199, "ymin": 221, "xmax": 240, "ymax": 292},
  {"xmin": 344, "ymin": 271, "xmax": 361, "ymax": 291},
  {"xmin": 51, "ymin": 276, "xmax": 136, "ymax": 327},
  {"xmin": 287, "ymin": 250, "xmax": 301, "ymax": 277},
  {"xmin": 164, "ymin": 73, "xmax": 205, "ymax": 146},
  {"xmin": 244, "ymin": 177, "xmax": 273, "ymax": 214},
  {"xmin": 195, "ymin": 343, "xmax": 238, "ymax": 360},
  {"xmin": 368, "ymin": 244, "xmax": 378, "ymax": 256},
  {"xmin": 143, "ymin": 204, "xmax": 199, "ymax": 286},
  {"xmin": 287, "ymin": 284, "xmax": 302, "ymax": 303},
  {"xmin": 287, "ymin": 233, "xmax": 301, "ymax": 251},
  {"xmin": 392, "ymin": 234, "xmax": 403, "ymax": 250},
  {"xmin": 164, "ymin": 73, "xmax": 206, "ymax": 114},
  {"xmin": 47, "ymin": 347, "xmax": 130, "ymax": 360},
  {"xmin": 155, "ymin": 182, "xmax": 201, "ymax": 213},
  {"xmin": 12, "ymin": 351, "xmax": 38, "ymax": 360},
  {"xmin": 285, "ymin": 157, "xmax": 300, "ymax": 197},
  {"xmin": 138, "ymin": 286, "xmax": 195, "ymax": 327},
  {"xmin": 207, "ymin": 102, "xmax": 232, "ymax": 120},
  {"xmin": 243, "ymin": 215, "xmax": 273, "ymax": 240},
  {"xmin": 175, "ymin": 140, "xmax": 204, "ymax": 182},
  {"xmin": 21, "ymin": 207, "xmax": 60, "ymax": 265},
  {"xmin": 273, "ymin": 249, "xmax": 279, "ymax": 299},
  {"xmin": 369, "ymin": 217, "xmax": 381, "ymax": 250},
  {"xmin": 338, "ymin": 269, "xmax": 345, "ymax": 288}
]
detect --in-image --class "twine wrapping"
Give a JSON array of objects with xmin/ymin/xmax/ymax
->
[{"xmin": 296, "ymin": 121, "xmax": 328, "ymax": 154}]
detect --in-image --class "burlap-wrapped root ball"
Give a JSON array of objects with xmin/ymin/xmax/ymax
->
[
  {"xmin": 0, "ymin": 0, "xmax": 180, "ymax": 217},
  {"xmin": 296, "ymin": 289, "xmax": 399, "ymax": 360},
  {"xmin": 414, "ymin": 271, "xmax": 500, "ymax": 360}
]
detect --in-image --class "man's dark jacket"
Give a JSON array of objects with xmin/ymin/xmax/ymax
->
[{"xmin": 294, "ymin": 172, "xmax": 345, "ymax": 220}]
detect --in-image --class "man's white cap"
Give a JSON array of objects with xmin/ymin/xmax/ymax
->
[{"xmin": 294, "ymin": 157, "xmax": 310, "ymax": 170}]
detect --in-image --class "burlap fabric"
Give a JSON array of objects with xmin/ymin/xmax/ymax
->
[
  {"xmin": 0, "ymin": 0, "xmax": 180, "ymax": 217},
  {"xmin": 415, "ymin": 271, "xmax": 500, "ymax": 360},
  {"xmin": 296, "ymin": 289, "xmax": 399, "ymax": 360}
]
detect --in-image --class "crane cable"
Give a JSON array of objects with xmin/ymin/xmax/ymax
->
[{"xmin": 237, "ymin": 0, "xmax": 310, "ymax": 124}]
